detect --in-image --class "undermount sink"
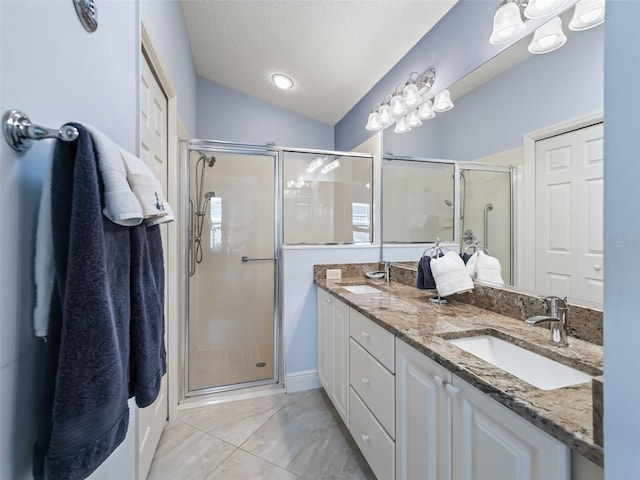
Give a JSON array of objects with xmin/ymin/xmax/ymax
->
[
  {"xmin": 448, "ymin": 335, "xmax": 591, "ymax": 391},
  {"xmin": 342, "ymin": 285, "xmax": 383, "ymax": 294}
]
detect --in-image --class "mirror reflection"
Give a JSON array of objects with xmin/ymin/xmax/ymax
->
[{"xmin": 381, "ymin": 12, "xmax": 604, "ymax": 307}]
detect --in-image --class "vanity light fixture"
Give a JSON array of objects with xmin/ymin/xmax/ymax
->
[
  {"xmin": 406, "ymin": 110, "xmax": 422, "ymax": 128},
  {"xmin": 569, "ymin": 0, "xmax": 605, "ymax": 31},
  {"xmin": 394, "ymin": 117, "xmax": 411, "ymax": 134},
  {"xmin": 364, "ymin": 69, "xmax": 444, "ymax": 133},
  {"xmin": 528, "ymin": 16, "xmax": 567, "ymax": 54},
  {"xmin": 524, "ymin": 0, "xmax": 569, "ymax": 19},
  {"xmin": 433, "ymin": 90, "xmax": 454, "ymax": 112},
  {"xmin": 489, "ymin": 1, "xmax": 527, "ymax": 45},
  {"xmin": 418, "ymin": 100, "xmax": 436, "ymax": 120},
  {"xmin": 320, "ymin": 159, "xmax": 341, "ymax": 174},
  {"xmin": 306, "ymin": 156, "xmax": 326, "ymax": 173},
  {"xmin": 271, "ymin": 73, "xmax": 294, "ymax": 90}
]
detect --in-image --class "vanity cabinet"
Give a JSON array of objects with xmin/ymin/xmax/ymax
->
[
  {"xmin": 396, "ymin": 338, "xmax": 452, "ymax": 480},
  {"xmin": 316, "ymin": 287, "xmax": 349, "ymax": 424},
  {"xmin": 396, "ymin": 338, "xmax": 570, "ymax": 480}
]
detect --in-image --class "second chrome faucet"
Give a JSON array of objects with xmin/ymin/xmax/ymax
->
[{"xmin": 526, "ymin": 296, "xmax": 569, "ymax": 347}]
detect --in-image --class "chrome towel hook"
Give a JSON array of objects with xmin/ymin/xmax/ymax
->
[{"xmin": 2, "ymin": 110, "xmax": 79, "ymax": 153}]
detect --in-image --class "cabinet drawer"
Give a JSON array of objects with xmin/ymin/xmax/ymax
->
[
  {"xmin": 350, "ymin": 309, "xmax": 395, "ymax": 372},
  {"xmin": 350, "ymin": 387, "xmax": 395, "ymax": 480},
  {"xmin": 350, "ymin": 339, "xmax": 395, "ymax": 438}
]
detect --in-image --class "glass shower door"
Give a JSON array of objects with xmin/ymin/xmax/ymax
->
[{"xmin": 187, "ymin": 149, "xmax": 277, "ymax": 394}]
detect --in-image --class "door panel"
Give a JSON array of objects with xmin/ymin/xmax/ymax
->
[
  {"xmin": 188, "ymin": 150, "xmax": 277, "ymax": 393},
  {"xmin": 535, "ymin": 123, "xmax": 603, "ymax": 304},
  {"xmin": 139, "ymin": 53, "xmax": 169, "ymax": 480}
]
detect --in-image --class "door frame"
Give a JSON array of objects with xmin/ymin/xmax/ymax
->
[
  {"xmin": 182, "ymin": 141, "xmax": 283, "ymax": 399},
  {"xmin": 520, "ymin": 112, "xmax": 604, "ymax": 292},
  {"xmin": 141, "ymin": 13, "xmax": 181, "ymax": 421}
]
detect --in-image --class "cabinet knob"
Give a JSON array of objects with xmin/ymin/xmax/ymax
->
[
  {"xmin": 433, "ymin": 375, "xmax": 444, "ymax": 388},
  {"xmin": 360, "ymin": 331, "xmax": 369, "ymax": 339},
  {"xmin": 594, "ymin": 264, "xmax": 602, "ymax": 271},
  {"xmin": 361, "ymin": 377, "xmax": 369, "ymax": 385},
  {"xmin": 361, "ymin": 433, "xmax": 369, "ymax": 443},
  {"xmin": 445, "ymin": 384, "xmax": 459, "ymax": 397}
]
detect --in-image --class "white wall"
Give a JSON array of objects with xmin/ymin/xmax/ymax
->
[{"xmin": 0, "ymin": 1, "xmax": 139, "ymax": 479}]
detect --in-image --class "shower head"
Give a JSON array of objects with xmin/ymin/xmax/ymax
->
[
  {"xmin": 204, "ymin": 191, "xmax": 216, "ymax": 200},
  {"xmin": 444, "ymin": 200, "xmax": 454, "ymax": 208},
  {"xmin": 198, "ymin": 152, "xmax": 216, "ymax": 167}
]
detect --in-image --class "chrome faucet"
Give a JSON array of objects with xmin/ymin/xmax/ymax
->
[
  {"xmin": 384, "ymin": 261, "xmax": 391, "ymax": 286},
  {"xmin": 526, "ymin": 296, "xmax": 569, "ymax": 347}
]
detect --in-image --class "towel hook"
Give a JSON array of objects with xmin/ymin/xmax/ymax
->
[{"xmin": 3, "ymin": 110, "xmax": 79, "ymax": 153}]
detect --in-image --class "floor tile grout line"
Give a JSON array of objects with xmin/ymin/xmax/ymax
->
[
  {"xmin": 234, "ymin": 448, "xmax": 307, "ymax": 480},
  {"xmin": 236, "ymin": 395, "xmax": 294, "ymax": 449},
  {"xmin": 198, "ymin": 445, "xmax": 239, "ymax": 480}
]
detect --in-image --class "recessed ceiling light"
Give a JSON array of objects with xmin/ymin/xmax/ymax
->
[{"xmin": 272, "ymin": 73, "xmax": 294, "ymax": 90}]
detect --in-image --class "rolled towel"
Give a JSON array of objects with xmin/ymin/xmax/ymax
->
[
  {"xmin": 431, "ymin": 251, "xmax": 474, "ymax": 297},
  {"xmin": 120, "ymin": 149, "xmax": 175, "ymax": 225},
  {"xmin": 475, "ymin": 251, "xmax": 504, "ymax": 285},
  {"xmin": 417, "ymin": 255, "xmax": 437, "ymax": 290},
  {"xmin": 83, "ymin": 125, "xmax": 144, "ymax": 226}
]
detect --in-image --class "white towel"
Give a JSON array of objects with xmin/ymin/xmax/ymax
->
[
  {"xmin": 120, "ymin": 149, "xmax": 175, "ymax": 225},
  {"xmin": 33, "ymin": 156, "xmax": 55, "ymax": 337},
  {"xmin": 83, "ymin": 125, "xmax": 144, "ymax": 226},
  {"xmin": 475, "ymin": 251, "xmax": 504, "ymax": 285},
  {"xmin": 430, "ymin": 251, "xmax": 474, "ymax": 297},
  {"xmin": 465, "ymin": 251, "xmax": 479, "ymax": 279}
]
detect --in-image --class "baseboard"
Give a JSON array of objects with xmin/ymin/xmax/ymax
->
[{"xmin": 286, "ymin": 369, "xmax": 321, "ymax": 393}]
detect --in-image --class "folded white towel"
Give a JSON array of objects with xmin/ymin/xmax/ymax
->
[
  {"xmin": 475, "ymin": 251, "xmax": 504, "ymax": 285},
  {"xmin": 431, "ymin": 251, "xmax": 474, "ymax": 297},
  {"xmin": 120, "ymin": 149, "xmax": 175, "ymax": 225},
  {"xmin": 466, "ymin": 251, "xmax": 479, "ymax": 279},
  {"xmin": 33, "ymin": 156, "xmax": 55, "ymax": 338},
  {"xmin": 83, "ymin": 125, "xmax": 144, "ymax": 226}
]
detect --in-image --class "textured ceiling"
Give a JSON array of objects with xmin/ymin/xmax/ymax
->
[{"xmin": 181, "ymin": 0, "xmax": 458, "ymax": 125}]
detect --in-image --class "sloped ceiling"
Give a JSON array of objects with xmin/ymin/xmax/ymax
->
[{"xmin": 181, "ymin": 0, "xmax": 458, "ymax": 125}]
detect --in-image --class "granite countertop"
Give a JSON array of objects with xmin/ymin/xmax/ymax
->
[{"xmin": 315, "ymin": 277, "xmax": 604, "ymax": 467}]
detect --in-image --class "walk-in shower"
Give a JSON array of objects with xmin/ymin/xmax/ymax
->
[{"xmin": 184, "ymin": 143, "xmax": 279, "ymax": 397}]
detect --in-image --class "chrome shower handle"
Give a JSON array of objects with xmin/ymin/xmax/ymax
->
[{"xmin": 189, "ymin": 199, "xmax": 196, "ymax": 277}]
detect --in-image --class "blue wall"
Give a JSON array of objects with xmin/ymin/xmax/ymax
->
[
  {"xmin": 383, "ymin": 23, "xmax": 604, "ymax": 160},
  {"xmin": 197, "ymin": 77, "xmax": 334, "ymax": 149},
  {"xmin": 603, "ymin": 1, "xmax": 640, "ymax": 478},
  {"xmin": 0, "ymin": 2, "xmax": 139, "ymax": 478},
  {"xmin": 141, "ymin": 0, "xmax": 198, "ymax": 134},
  {"xmin": 334, "ymin": 0, "xmax": 558, "ymax": 152}
]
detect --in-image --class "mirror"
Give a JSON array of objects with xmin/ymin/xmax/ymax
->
[{"xmin": 381, "ymin": 10, "xmax": 604, "ymax": 307}]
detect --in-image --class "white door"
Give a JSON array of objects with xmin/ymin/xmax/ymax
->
[
  {"xmin": 138, "ymin": 53, "xmax": 169, "ymax": 480},
  {"xmin": 535, "ymin": 123, "xmax": 604, "ymax": 304},
  {"xmin": 396, "ymin": 339, "xmax": 452, "ymax": 480},
  {"xmin": 332, "ymin": 298, "xmax": 350, "ymax": 424},
  {"xmin": 317, "ymin": 288, "xmax": 331, "ymax": 392}
]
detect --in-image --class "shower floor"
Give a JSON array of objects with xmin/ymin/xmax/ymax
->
[{"xmin": 188, "ymin": 342, "xmax": 274, "ymax": 392}]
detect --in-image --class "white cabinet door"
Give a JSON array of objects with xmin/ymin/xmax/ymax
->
[
  {"xmin": 317, "ymin": 288, "xmax": 331, "ymax": 391},
  {"xmin": 451, "ymin": 374, "xmax": 570, "ymax": 480},
  {"xmin": 396, "ymin": 339, "xmax": 452, "ymax": 480},
  {"xmin": 332, "ymin": 297, "xmax": 350, "ymax": 424},
  {"xmin": 316, "ymin": 287, "xmax": 349, "ymax": 425}
]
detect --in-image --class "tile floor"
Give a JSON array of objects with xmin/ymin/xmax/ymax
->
[{"xmin": 148, "ymin": 389, "xmax": 376, "ymax": 480}]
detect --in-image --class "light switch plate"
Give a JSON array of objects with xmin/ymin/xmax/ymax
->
[{"xmin": 326, "ymin": 268, "xmax": 342, "ymax": 281}]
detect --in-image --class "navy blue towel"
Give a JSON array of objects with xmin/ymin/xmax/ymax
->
[
  {"xmin": 417, "ymin": 255, "xmax": 437, "ymax": 290},
  {"xmin": 34, "ymin": 125, "xmax": 130, "ymax": 480},
  {"xmin": 460, "ymin": 252, "xmax": 472, "ymax": 264},
  {"xmin": 129, "ymin": 223, "xmax": 166, "ymax": 407}
]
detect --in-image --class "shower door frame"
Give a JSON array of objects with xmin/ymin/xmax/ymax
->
[
  {"xmin": 457, "ymin": 162, "xmax": 516, "ymax": 285},
  {"xmin": 181, "ymin": 139, "xmax": 283, "ymax": 399}
]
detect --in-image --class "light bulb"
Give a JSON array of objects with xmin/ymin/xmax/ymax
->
[
  {"xmin": 378, "ymin": 104, "xmax": 392, "ymax": 125},
  {"xmin": 524, "ymin": 0, "xmax": 569, "ymax": 19},
  {"xmin": 528, "ymin": 16, "xmax": 567, "ymax": 54},
  {"xmin": 403, "ymin": 83, "xmax": 421, "ymax": 108},
  {"xmin": 365, "ymin": 111, "xmax": 383, "ymax": 131},
  {"xmin": 407, "ymin": 110, "xmax": 422, "ymax": 128},
  {"xmin": 394, "ymin": 117, "xmax": 411, "ymax": 134},
  {"xmin": 433, "ymin": 90, "xmax": 454, "ymax": 112},
  {"xmin": 390, "ymin": 93, "xmax": 407, "ymax": 117},
  {"xmin": 569, "ymin": 0, "xmax": 605, "ymax": 31},
  {"xmin": 271, "ymin": 73, "xmax": 294, "ymax": 90}
]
